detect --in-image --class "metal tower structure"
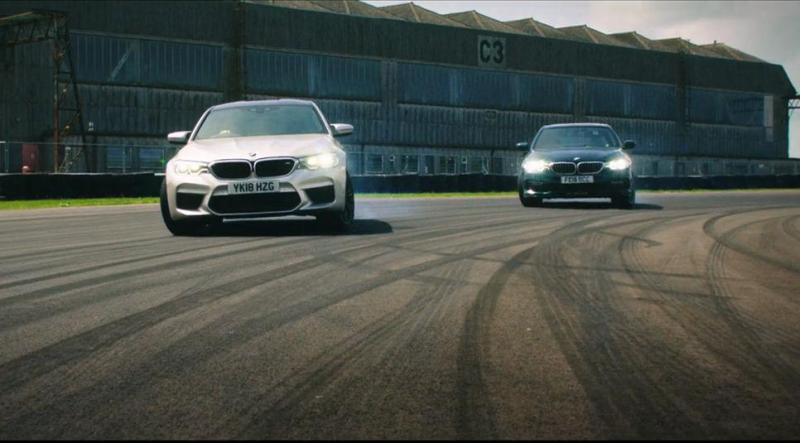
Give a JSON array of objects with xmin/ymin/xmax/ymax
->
[
  {"xmin": 789, "ymin": 96, "xmax": 800, "ymax": 117},
  {"xmin": 0, "ymin": 10, "xmax": 87, "ymax": 172}
]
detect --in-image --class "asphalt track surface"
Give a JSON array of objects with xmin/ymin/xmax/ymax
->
[{"xmin": 1, "ymin": 190, "xmax": 799, "ymax": 439}]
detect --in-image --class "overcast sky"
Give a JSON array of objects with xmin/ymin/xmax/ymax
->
[{"xmin": 365, "ymin": 0, "xmax": 800, "ymax": 158}]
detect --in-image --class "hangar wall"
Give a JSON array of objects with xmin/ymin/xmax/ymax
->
[{"xmin": 0, "ymin": 0, "xmax": 795, "ymax": 176}]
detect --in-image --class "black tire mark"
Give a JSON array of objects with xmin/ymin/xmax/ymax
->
[
  {"xmin": 233, "ymin": 256, "xmax": 476, "ymax": 439},
  {"xmin": 781, "ymin": 214, "xmax": 800, "ymax": 242},
  {"xmin": 620, "ymin": 209, "xmax": 800, "ymax": 438},
  {"xmin": 703, "ymin": 208, "xmax": 800, "ymax": 275},
  {"xmin": 0, "ymin": 209, "xmax": 564, "ymax": 341},
  {"xmin": 1, "ymin": 224, "xmax": 555, "ymax": 438},
  {"xmin": 0, "ymin": 235, "xmax": 167, "ymax": 263},
  {"xmin": 0, "ymin": 212, "xmax": 559, "ymax": 396},
  {"xmin": 525, "ymin": 213, "xmax": 711, "ymax": 438},
  {"xmin": 0, "ymin": 237, "xmax": 260, "ymax": 292}
]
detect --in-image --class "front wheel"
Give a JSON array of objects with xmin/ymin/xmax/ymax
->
[
  {"xmin": 519, "ymin": 189, "xmax": 542, "ymax": 207},
  {"xmin": 611, "ymin": 189, "xmax": 636, "ymax": 209},
  {"xmin": 160, "ymin": 181, "xmax": 213, "ymax": 236},
  {"xmin": 316, "ymin": 172, "xmax": 354, "ymax": 232}
]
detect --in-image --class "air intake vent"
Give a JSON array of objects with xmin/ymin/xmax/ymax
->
[
  {"xmin": 209, "ymin": 192, "xmax": 301, "ymax": 214},
  {"xmin": 578, "ymin": 162, "xmax": 604, "ymax": 174},
  {"xmin": 551, "ymin": 162, "xmax": 576, "ymax": 174},
  {"xmin": 211, "ymin": 161, "xmax": 251, "ymax": 179},
  {"xmin": 255, "ymin": 159, "xmax": 296, "ymax": 177}
]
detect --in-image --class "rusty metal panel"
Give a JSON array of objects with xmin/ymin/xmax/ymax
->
[
  {"xmin": 585, "ymin": 116, "xmax": 677, "ymax": 156},
  {"xmin": 688, "ymin": 87, "xmax": 764, "ymax": 127},
  {"xmin": 245, "ymin": 48, "xmax": 381, "ymax": 101},
  {"xmin": 71, "ymin": 33, "xmax": 223, "ymax": 89},
  {"xmin": 687, "ymin": 124, "xmax": 766, "ymax": 158},
  {"xmin": 78, "ymin": 84, "xmax": 222, "ymax": 136},
  {"xmin": 586, "ymin": 79, "xmax": 675, "ymax": 120},
  {"xmin": 397, "ymin": 62, "xmax": 573, "ymax": 113}
]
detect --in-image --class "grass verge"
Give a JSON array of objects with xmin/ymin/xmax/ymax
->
[
  {"xmin": 356, "ymin": 191, "xmax": 515, "ymax": 198},
  {"xmin": 1, "ymin": 188, "xmax": 797, "ymax": 210},
  {"xmin": 0, "ymin": 197, "xmax": 160, "ymax": 210}
]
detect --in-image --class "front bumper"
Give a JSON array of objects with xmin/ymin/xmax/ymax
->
[
  {"xmin": 165, "ymin": 161, "xmax": 347, "ymax": 221},
  {"xmin": 519, "ymin": 168, "xmax": 632, "ymax": 198}
]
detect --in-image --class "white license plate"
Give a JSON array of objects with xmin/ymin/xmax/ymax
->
[
  {"xmin": 561, "ymin": 175, "xmax": 594, "ymax": 184},
  {"xmin": 228, "ymin": 180, "xmax": 280, "ymax": 194}
]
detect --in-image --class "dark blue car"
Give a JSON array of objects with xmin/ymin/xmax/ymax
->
[{"xmin": 517, "ymin": 123, "xmax": 636, "ymax": 208}]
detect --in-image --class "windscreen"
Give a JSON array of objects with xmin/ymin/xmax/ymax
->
[
  {"xmin": 533, "ymin": 126, "xmax": 621, "ymax": 150},
  {"xmin": 194, "ymin": 104, "xmax": 327, "ymax": 140}
]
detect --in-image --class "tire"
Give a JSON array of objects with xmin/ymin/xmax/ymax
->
[
  {"xmin": 611, "ymin": 189, "xmax": 635, "ymax": 209},
  {"xmin": 519, "ymin": 189, "xmax": 542, "ymax": 207},
  {"xmin": 160, "ymin": 180, "xmax": 207, "ymax": 236},
  {"xmin": 316, "ymin": 172, "xmax": 354, "ymax": 232}
]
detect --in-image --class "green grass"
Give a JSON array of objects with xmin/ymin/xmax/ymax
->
[
  {"xmin": 0, "ymin": 188, "xmax": 797, "ymax": 210},
  {"xmin": 640, "ymin": 188, "xmax": 800, "ymax": 194},
  {"xmin": 356, "ymin": 191, "xmax": 516, "ymax": 198},
  {"xmin": 0, "ymin": 197, "xmax": 160, "ymax": 210}
]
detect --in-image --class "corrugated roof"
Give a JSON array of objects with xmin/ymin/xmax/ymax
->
[
  {"xmin": 656, "ymin": 37, "xmax": 727, "ymax": 58},
  {"xmin": 701, "ymin": 42, "xmax": 763, "ymax": 63},
  {"xmin": 444, "ymin": 10, "xmax": 525, "ymax": 35},
  {"xmin": 244, "ymin": 0, "xmax": 331, "ymax": 13},
  {"xmin": 608, "ymin": 31, "xmax": 667, "ymax": 51},
  {"xmin": 307, "ymin": 0, "xmax": 401, "ymax": 19},
  {"xmin": 505, "ymin": 18, "xmax": 567, "ymax": 39},
  {"xmin": 558, "ymin": 25, "xmax": 633, "ymax": 48},
  {"xmin": 380, "ymin": 2, "xmax": 468, "ymax": 27},
  {"xmin": 253, "ymin": 0, "xmax": 765, "ymax": 63}
]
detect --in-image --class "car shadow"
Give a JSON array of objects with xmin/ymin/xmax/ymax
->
[
  {"xmin": 196, "ymin": 218, "xmax": 393, "ymax": 237},
  {"xmin": 533, "ymin": 201, "xmax": 663, "ymax": 210}
]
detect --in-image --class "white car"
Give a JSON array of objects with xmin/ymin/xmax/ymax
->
[{"xmin": 160, "ymin": 99, "xmax": 354, "ymax": 235}]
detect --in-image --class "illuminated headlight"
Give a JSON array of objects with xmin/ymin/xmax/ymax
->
[
  {"xmin": 173, "ymin": 160, "xmax": 208, "ymax": 175},
  {"xmin": 607, "ymin": 157, "xmax": 631, "ymax": 171},
  {"xmin": 522, "ymin": 159, "xmax": 550, "ymax": 174},
  {"xmin": 301, "ymin": 152, "xmax": 340, "ymax": 170}
]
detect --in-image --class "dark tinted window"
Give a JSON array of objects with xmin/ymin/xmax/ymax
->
[
  {"xmin": 533, "ymin": 126, "xmax": 621, "ymax": 150},
  {"xmin": 195, "ymin": 104, "xmax": 327, "ymax": 140}
]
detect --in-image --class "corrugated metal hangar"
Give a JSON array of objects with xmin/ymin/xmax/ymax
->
[{"xmin": 0, "ymin": 0, "xmax": 797, "ymax": 176}]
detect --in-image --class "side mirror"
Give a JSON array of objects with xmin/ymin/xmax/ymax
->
[
  {"xmin": 516, "ymin": 141, "xmax": 530, "ymax": 151},
  {"xmin": 167, "ymin": 131, "xmax": 191, "ymax": 145},
  {"xmin": 622, "ymin": 140, "xmax": 636, "ymax": 150},
  {"xmin": 330, "ymin": 123, "xmax": 353, "ymax": 137}
]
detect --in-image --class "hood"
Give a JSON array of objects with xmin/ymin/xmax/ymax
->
[
  {"xmin": 527, "ymin": 148, "xmax": 623, "ymax": 163},
  {"xmin": 174, "ymin": 133, "xmax": 339, "ymax": 162}
]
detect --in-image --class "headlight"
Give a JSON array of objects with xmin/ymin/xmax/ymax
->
[
  {"xmin": 606, "ymin": 157, "xmax": 631, "ymax": 171},
  {"xmin": 301, "ymin": 152, "xmax": 340, "ymax": 170},
  {"xmin": 522, "ymin": 159, "xmax": 549, "ymax": 174},
  {"xmin": 173, "ymin": 160, "xmax": 208, "ymax": 175}
]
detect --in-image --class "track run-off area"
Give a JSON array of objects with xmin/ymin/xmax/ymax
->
[{"xmin": 1, "ymin": 190, "xmax": 799, "ymax": 439}]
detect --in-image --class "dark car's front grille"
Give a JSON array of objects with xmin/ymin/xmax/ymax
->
[
  {"xmin": 255, "ymin": 159, "xmax": 296, "ymax": 177},
  {"xmin": 211, "ymin": 161, "xmax": 252, "ymax": 179},
  {"xmin": 208, "ymin": 192, "xmax": 301, "ymax": 214},
  {"xmin": 578, "ymin": 162, "xmax": 604, "ymax": 174},
  {"xmin": 176, "ymin": 192, "xmax": 204, "ymax": 210},
  {"xmin": 551, "ymin": 162, "xmax": 576, "ymax": 174}
]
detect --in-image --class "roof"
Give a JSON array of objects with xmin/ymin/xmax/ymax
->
[
  {"xmin": 213, "ymin": 98, "xmax": 317, "ymax": 110},
  {"xmin": 558, "ymin": 25, "xmax": 634, "ymax": 48},
  {"xmin": 655, "ymin": 38, "xmax": 726, "ymax": 58},
  {"xmin": 379, "ymin": 2, "xmax": 467, "ymax": 27},
  {"xmin": 243, "ymin": 0, "xmax": 331, "ymax": 13},
  {"xmin": 701, "ymin": 42, "xmax": 763, "ymax": 62},
  {"xmin": 308, "ymin": 0, "xmax": 400, "ymax": 19},
  {"xmin": 542, "ymin": 123, "xmax": 613, "ymax": 129},
  {"xmin": 444, "ymin": 10, "xmax": 525, "ymax": 35},
  {"xmin": 254, "ymin": 0, "xmax": 769, "ymax": 64},
  {"xmin": 505, "ymin": 18, "xmax": 567, "ymax": 39},
  {"xmin": 608, "ymin": 31, "xmax": 670, "ymax": 51}
]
